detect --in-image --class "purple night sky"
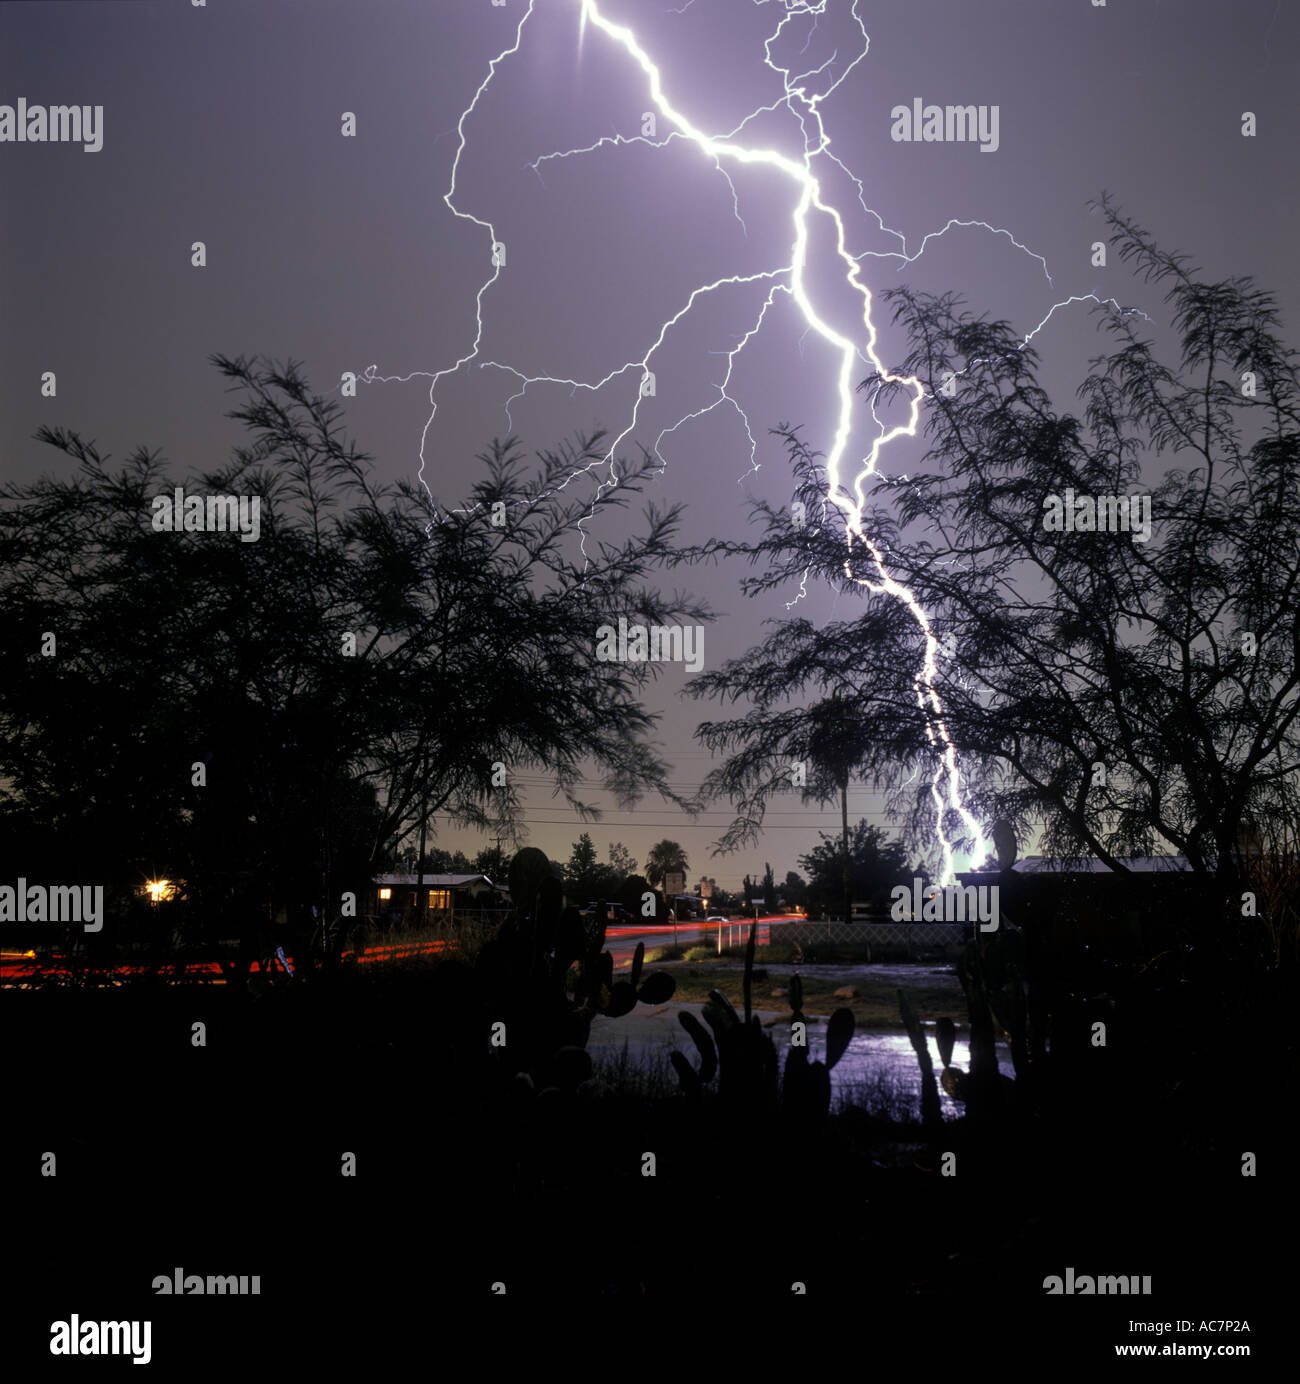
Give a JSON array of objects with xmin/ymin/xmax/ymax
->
[{"xmin": 3, "ymin": 0, "xmax": 1297, "ymax": 886}]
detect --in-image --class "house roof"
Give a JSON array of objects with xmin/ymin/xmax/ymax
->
[
  {"xmin": 373, "ymin": 873, "xmax": 498, "ymax": 888},
  {"xmin": 1006, "ymin": 855, "xmax": 1194, "ymax": 874}
]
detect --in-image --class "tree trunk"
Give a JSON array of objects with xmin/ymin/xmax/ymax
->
[{"xmin": 841, "ymin": 776, "xmax": 851, "ymax": 924}]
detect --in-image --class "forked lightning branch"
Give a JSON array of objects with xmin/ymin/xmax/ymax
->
[{"xmin": 359, "ymin": 0, "xmax": 1149, "ymax": 882}]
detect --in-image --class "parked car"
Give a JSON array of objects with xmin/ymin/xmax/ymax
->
[{"xmin": 580, "ymin": 902, "xmax": 634, "ymax": 924}]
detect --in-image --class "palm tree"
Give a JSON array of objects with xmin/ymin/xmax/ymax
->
[
  {"xmin": 806, "ymin": 695, "xmax": 876, "ymax": 923},
  {"xmin": 645, "ymin": 839, "xmax": 688, "ymax": 888}
]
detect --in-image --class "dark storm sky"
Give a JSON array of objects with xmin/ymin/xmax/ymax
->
[{"xmin": 3, "ymin": 0, "xmax": 1297, "ymax": 885}]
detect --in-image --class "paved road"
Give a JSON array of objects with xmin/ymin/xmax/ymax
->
[
  {"xmin": 0, "ymin": 938, "xmax": 454, "ymax": 984},
  {"xmin": 603, "ymin": 914, "xmax": 803, "ymax": 969},
  {"xmin": 0, "ymin": 916, "xmax": 805, "ymax": 984}
]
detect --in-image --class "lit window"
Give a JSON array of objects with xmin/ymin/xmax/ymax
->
[{"xmin": 378, "ymin": 888, "xmax": 392, "ymax": 901}]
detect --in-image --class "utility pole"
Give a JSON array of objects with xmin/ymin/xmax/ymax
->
[{"xmin": 416, "ymin": 749, "xmax": 428, "ymax": 931}]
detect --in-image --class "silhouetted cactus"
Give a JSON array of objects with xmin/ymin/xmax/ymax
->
[
  {"xmin": 678, "ymin": 1010, "xmax": 717, "ymax": 1082},
  {"xmin": 671, "ymin": 921, "xmax": 853, "ymax": 1125},
  {"xmin": 636, "ymin": 970, "xmax": 675, "ymax": 1005},
  {"xmin": 954, "ymin": 933, "xmax": 1030, "ymax": 1118},
  {"xmin": 936, "ymin": 1015, "xmax": 956, "ymax": 1068},
  {"xmin": 898, "ymin": 988, "xmax": 943, "ymax": 1133},
  {"xmin": 825, "ymin": 1006, "xmax": 854, "ymax": 1072},
  {"xmin": 933, "ymin": 1015, "xmax": 969, "ymax": 1101},
  {"xmin": 781, "ymin": 1001, "xmax": 853, "ymax": 1124},
  {"xmin": 915, "ymin": 932, "xmax": 1033, "ymax": 1121},
  {"xmin": 780, "ymin": 1043, "xmax": 831, "ymax": 1123},
  {"xmin": 789, "ymin": 972, "xmax": 804, "ymax": 1023},
  {"xmin": 478, "ymin": 849, "xmax": 676, "ymax": 1088},
  {"xmin": 982, "ymin": 930, "xmax": 1031, "ymax": 1079},
  {"xmin": 670, "ymin": 1048, "xmax": 701, "ymax": 1098},
  {"xmin": 606, "ymin": 980, "xmax": 637, "ymax": 1017}
]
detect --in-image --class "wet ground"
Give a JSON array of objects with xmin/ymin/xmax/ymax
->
[{"xmin": 588, "ymin": 993, "xmax": 1014, "ymax": 1119}]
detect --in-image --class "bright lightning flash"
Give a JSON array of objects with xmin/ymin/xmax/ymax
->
[
  {"xmin": 575, "ymin": 0, "xmax": 987, "ymax": 882},
  {"xmin": 360, "ymin": 0, "xmax": 1155, "ymax": 885}
]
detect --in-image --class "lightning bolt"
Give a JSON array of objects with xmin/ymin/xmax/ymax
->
[
  {"xmin": 359, "ymin": 0, "xmax": 1154, "ymax": 885},
  {"xmin": 571, "ymin": 0, "xmax": 996, "ymax": 882}
]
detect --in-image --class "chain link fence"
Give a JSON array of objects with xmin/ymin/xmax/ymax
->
[
  {"xmin": 758, "ymin": 920, "xmax": 976, "ymax": 958},
  {"xmin": 703, "ymin": 918, "xmax": 976, "ymax": 957},
  {"xmin": 775, "ymin": 921, "xmax": 974, "ymax": 946}
]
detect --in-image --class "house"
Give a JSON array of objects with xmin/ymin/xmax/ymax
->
[
  {"xmin": 1005, "ymin": 854, "xmax": 1193, "ymax": 874},
  {"xmin": 956, "ymin": 853, "xmax": 1205, "ymax": 952},
  {"xmin": 371, "ymin": 873, "xmax": 502, "ymax": 922}
]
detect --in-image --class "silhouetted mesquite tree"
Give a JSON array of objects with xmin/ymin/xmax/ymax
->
[
  {"xmin": 0, "ymin": 354, "xmax": 708, "ymax": 971},
  {"xmin": 680, "ymin": 198, "xmax": 1300, "ymax": 894}
]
